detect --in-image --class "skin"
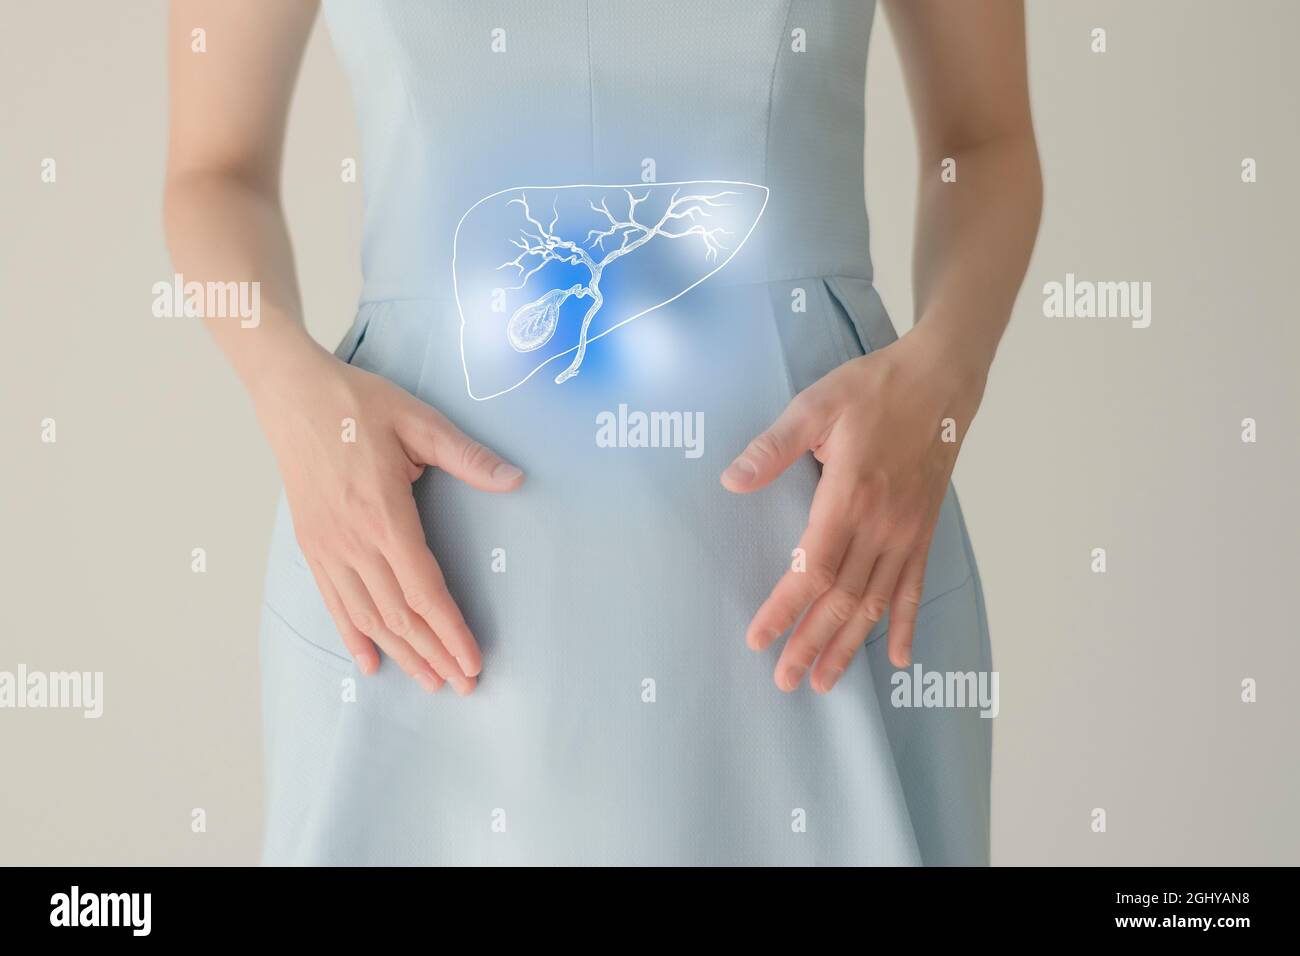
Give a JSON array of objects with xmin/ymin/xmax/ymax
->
[{"xmin": 164, "ymin": 0, "xmax": 1040, "ymax": 697}]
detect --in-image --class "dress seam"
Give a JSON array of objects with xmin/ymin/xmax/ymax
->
[
  {"xmin": 863, "ymin": 571, "xmax": 977, "ymax": 649},
  {"xmin": 585, "ymin": 1, "xmax": 596, "ymax": 176},
  {"xmin": 761, "ymin": 0, "xmax": 797, "ymax": 273},
  {"xmin": 263, "ymin": 600, "xmax": 354, "ymax": 666},
  {"xmin": 916, "ymin": 570, "xmax": 975, "ymax": 615}
]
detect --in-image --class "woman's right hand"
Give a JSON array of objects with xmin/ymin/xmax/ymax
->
[
  {"xmin": 163, "ymin": 0, "xmax": 524, "ymax": 695},
  {"xmin": 250, "ymin": 342, "xmax": 524, "ymax": 695}
]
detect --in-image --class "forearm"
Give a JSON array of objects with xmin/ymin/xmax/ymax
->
[
  {"xmin": 908, "ymin": 131, "xmax": 1043, "ymax": 385},
  {"xmin": 162, "ymin": 170, "xmax": 327, "ymax": 399}
]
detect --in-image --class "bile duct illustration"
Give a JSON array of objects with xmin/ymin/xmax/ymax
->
[{"xmin": 454, "ymin": 181, "xmax": 768, "ymax": 401}]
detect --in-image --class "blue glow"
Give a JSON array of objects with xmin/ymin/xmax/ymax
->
[{"xmin": 452, "ymin": 181, "xmax": 769, "ymax": 401}]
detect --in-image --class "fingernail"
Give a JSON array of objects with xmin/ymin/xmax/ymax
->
[
  {"xmin": 416, "ymin": 673, "xmax": 440, "ymax": 694},
  {"xmin": 355, "ymin": 655, "xmax": 375, "ymax": 676},
  {"xmin": 493, "ymin": 462, "xmax": 523, "ymax": 482},
  {"xmin": 456, "ymin": 655, "xmax": 480, "ymax": 678},
  {"xmin": 782, "ymin": 665, "xmax": 806, "ymax": 691},
  {"xmin": 451, "ymin": 676, "xmax": 475, "ymax": 697},
  {"xmin": 818, "ymin": 666, "xmax": 845, "ymax": 693},
  {"xmin": 722, "ymin": 457, "xmax": 756, "ymax": 484}
]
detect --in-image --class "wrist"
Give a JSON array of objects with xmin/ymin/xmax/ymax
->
[
  {"xmin": 238, "ymin": 322, "xmax": 336, "ymax": 409},
  {"xmin": 904, "ymin": 309, "xmax": 996, "ymax": 400}
]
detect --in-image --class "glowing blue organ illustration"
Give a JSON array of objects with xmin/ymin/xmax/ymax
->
[{"xmin": 453, "ymin": 181, "xmax": 769, "ymax": 400}]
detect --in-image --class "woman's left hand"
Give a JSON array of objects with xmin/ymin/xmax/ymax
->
[{"xmin": 721, "ymin": 320, "xmax": 988, "ymax": 693}]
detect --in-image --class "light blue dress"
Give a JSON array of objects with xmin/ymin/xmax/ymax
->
[{"xmin": 260, "ymin": 0, "xmax": 992, "ymax": 865}]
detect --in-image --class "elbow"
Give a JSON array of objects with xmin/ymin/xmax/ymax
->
[{"xmin": 161, "ymin": 161, "xmax": 275, "ymax": 253}]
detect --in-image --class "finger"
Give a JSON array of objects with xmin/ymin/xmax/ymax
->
[
  {"xmin": 775, "ymin": 531, "xmax": 880, "ymax": 692},
  {"xmin": 380, "ymin": 492, "xmax": 483, "ymax": 678},
  {"xmin": 398, "ymin": 399, "xmax": 524, "ymax": 493},
  {"xmin": 811, "ymin": 549, "xmax": 907, "ymax": 693},
  {"xmin": 887, "ymin": 546, "xmax": 930, "ymax": 669},
  {"xmin": 329, "ymin": 562, "xmax": 445, "ymax": 694},
  {"xmin": 721, "ymin": 390, "xmax": 831, "ymax": 494},
  {"xmin": 746, "ymin": 465, "xmax": 859, "ymax": 651},
  {"xmin": 305, "ymin": 557, "xmax": 381, "ymax": 676},
  {"xmin": 352, "ymin": 553, "xmax": 477, "ymax": 696}
]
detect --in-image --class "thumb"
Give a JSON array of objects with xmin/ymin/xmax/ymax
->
[
  {"xmin": 398, "ymin": 399, "xmax": 524, "ymax": 493},
  {"xmin": 721, "ymin": 392, "xmax": 828, "ymax": 493}
]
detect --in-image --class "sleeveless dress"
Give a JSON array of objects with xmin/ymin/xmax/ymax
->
[{"xmin": 259, "ymin": 0, "xmax": 993, "ymax": 866}]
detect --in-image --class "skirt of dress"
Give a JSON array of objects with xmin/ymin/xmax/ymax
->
[{"xmin": 258, "ymin": 276, "xmax": 992, "ymax": 866}]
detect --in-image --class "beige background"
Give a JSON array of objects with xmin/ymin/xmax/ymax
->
[{"xmin": 2, "ymin": 1, "xmax": 1296, "ymax": 865}]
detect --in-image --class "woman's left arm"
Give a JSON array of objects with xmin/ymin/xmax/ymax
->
[{"xmin": 722, "ymin": 0, "xmax": 1041, "ymax": 692}]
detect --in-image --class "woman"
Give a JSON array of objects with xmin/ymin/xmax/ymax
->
[{"xmin": 165, "ymin": 0, "xmax": 1040, "ymax": 865}]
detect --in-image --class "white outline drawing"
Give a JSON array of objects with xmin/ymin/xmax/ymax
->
[{"xmin": 453, "ymin": 180, "xmax": 770, "ymax": 401}]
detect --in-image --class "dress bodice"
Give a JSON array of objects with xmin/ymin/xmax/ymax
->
[{"xmin": 322, "ymin": 0, "xmax": 881, "ymax": 302}]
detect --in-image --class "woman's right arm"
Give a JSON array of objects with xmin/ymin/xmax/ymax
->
[{"xmin": 163, "ymin": 0, "xmax": 523, "ymax": 695}]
